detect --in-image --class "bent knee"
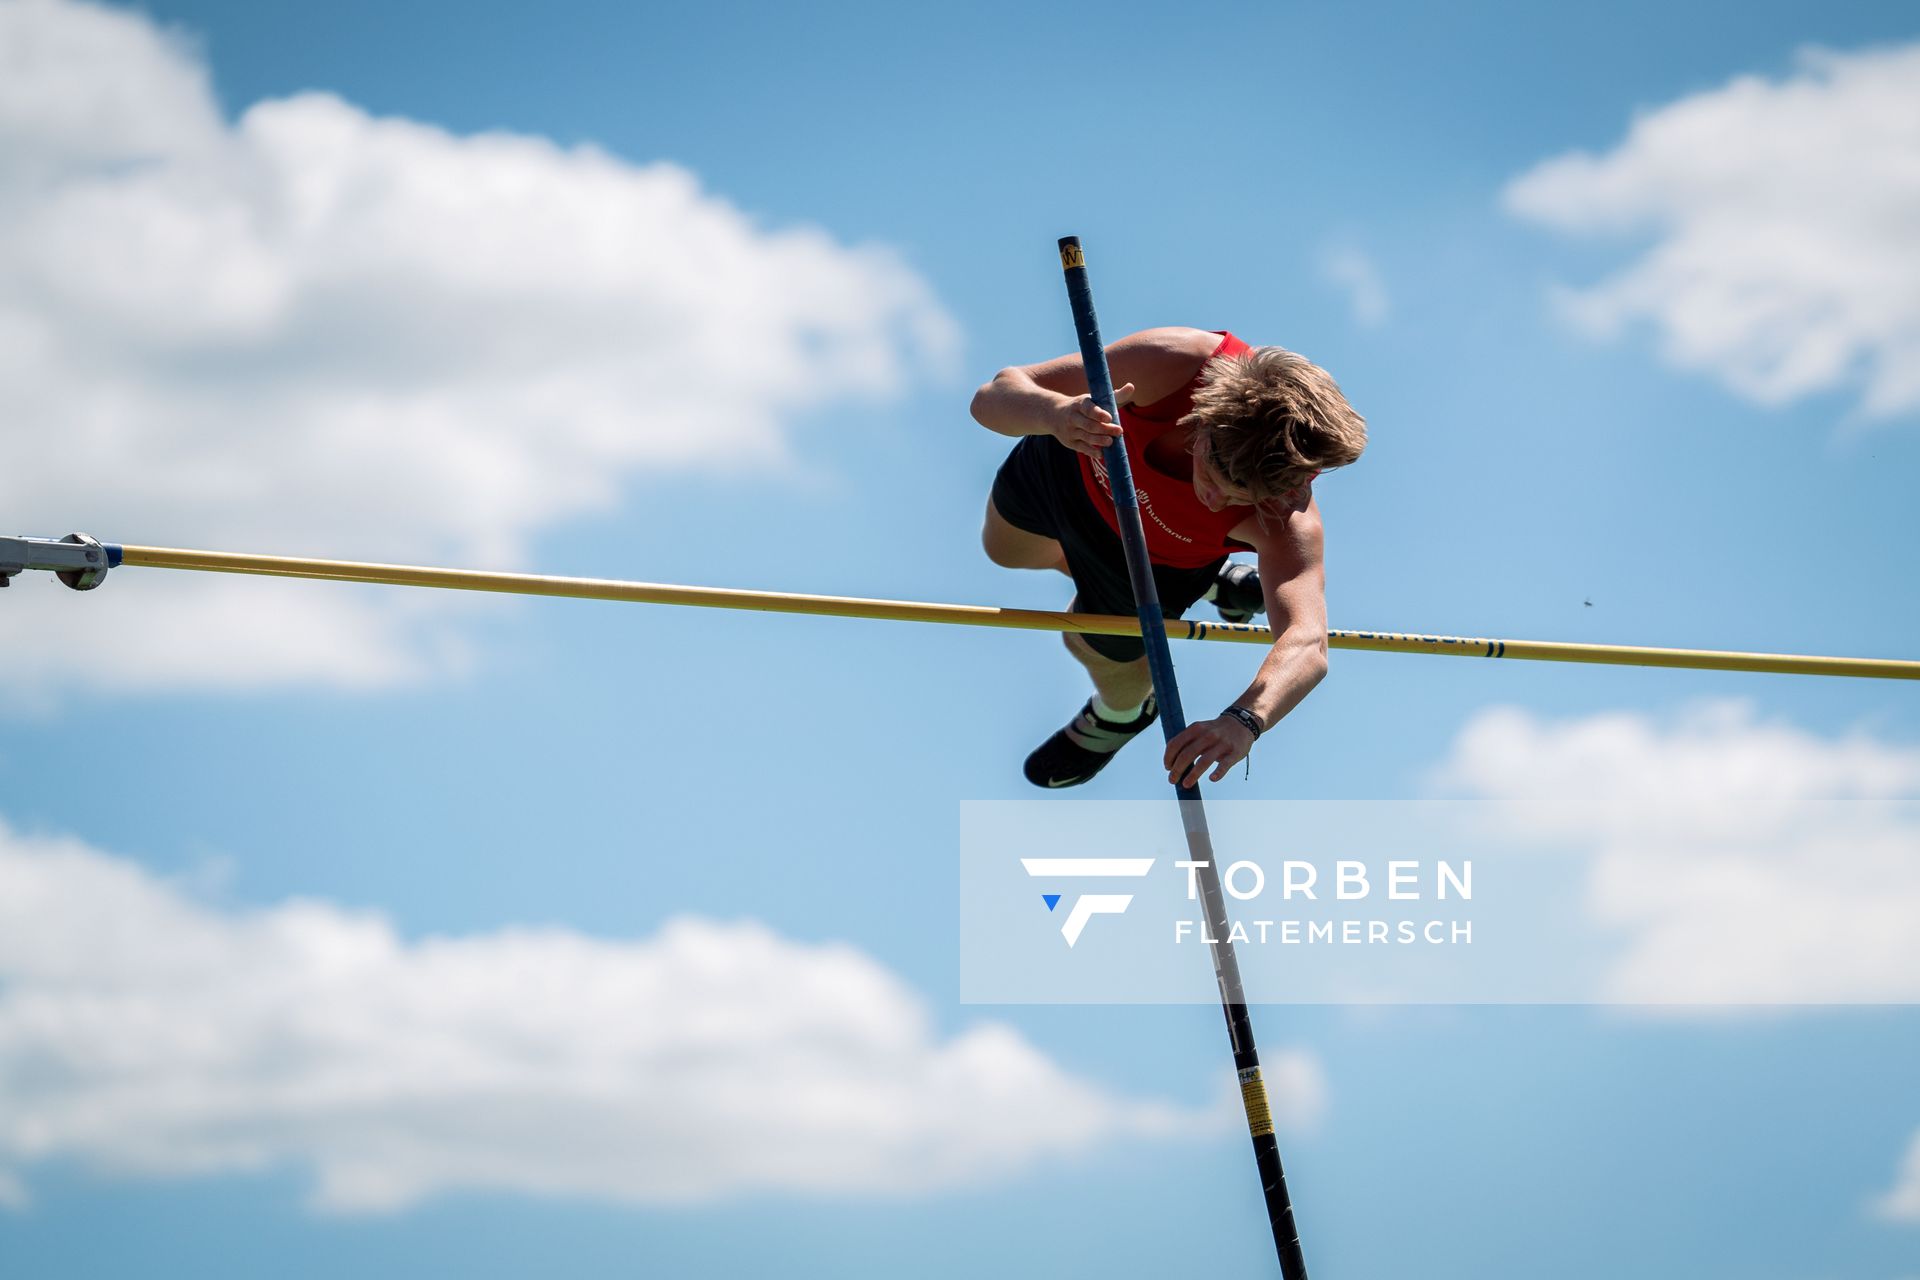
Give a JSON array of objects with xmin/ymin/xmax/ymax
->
[
  {"xmin": 982, "ymin": 502, "xmax": 1063, "ymax": 570},
  {"xmin": 981, "ymin": 532, "xmax": 1025, "ymax": 570},
  {"xmin": 981, "ymin": 524, "xmax": 1027, "ymax": 569}
]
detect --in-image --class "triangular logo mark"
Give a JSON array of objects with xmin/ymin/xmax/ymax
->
[{"xmin": 1042, "ymin": 894, "xmax": 1061, "ymax": 911}]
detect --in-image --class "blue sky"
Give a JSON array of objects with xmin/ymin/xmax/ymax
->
[{"xmin": 2, "ymin": 0, "xmax": 1918, "ymax": 1276}]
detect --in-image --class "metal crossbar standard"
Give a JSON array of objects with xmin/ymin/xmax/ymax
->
[
  {"xmin": 1057, "ymin": 236, "xmax": 1309, "ymax": 1278},
  {"xmin": 4, "ymin": 535, "xmax": 1917, "ymax": 680}
]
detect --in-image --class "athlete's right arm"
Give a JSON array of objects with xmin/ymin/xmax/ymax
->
[{"xmin": 969, "ymin": 327, "xmax": 1217, "ymax": 457}]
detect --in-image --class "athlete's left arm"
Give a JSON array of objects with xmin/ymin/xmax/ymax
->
[{"xmin": 1162, "ymin": 499, "xmax": 1329, "ymax": 788}]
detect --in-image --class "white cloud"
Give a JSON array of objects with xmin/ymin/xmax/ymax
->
[
  {"xmin": 0, "ymin": 0, "xmax": 958, "ymax": 700},
  {"xmin": 1877, "ymin": 1130, "xmax": 1920, "ymax": 1223},
  {"xmin": 1503, "ymin": 43, "xmax": 1920, "ymax": 418},
  {"xmin": 0, "ymin": 820, "xmax": 1321, "ymax": 1213},
  {"xmin": 0, "ymin": 572, "xmax": 477, "ymax": 713},
  {"xmin": 1320, "ymin": 246, "xmax": 1389, "ymax": 327},
  {"xmin": 1434, "ymin": 701, "xmax": 1920, "ymax": 1003}
]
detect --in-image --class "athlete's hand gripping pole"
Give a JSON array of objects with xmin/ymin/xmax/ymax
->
[{"xmin": 1057, "ymin": 235, "xmax": 1310, "ymax": 1280}]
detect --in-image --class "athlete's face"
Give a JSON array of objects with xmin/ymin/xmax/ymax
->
[{"xmin": 1193, "ymin": 451, "xmax": 1314, "ymax": 516}]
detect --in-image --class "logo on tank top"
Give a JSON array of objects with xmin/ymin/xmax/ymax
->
[{"xmin": 1090, "ymin": 455, "xmax": 1195, "ymax": 545}]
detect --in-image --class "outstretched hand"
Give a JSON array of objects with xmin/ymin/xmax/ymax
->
[
  {"xmin": 1051, "ymin": 383, "xmax": 1133, "ymax": 456},
  {"xmin": 1164, "ymin": 715, "xmax": 1257, "ymax": 789}
]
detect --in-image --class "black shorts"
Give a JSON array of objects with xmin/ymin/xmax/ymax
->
[{"xmin": 989, "ymin": 435, "xmax": 1225, "ymax": 663}]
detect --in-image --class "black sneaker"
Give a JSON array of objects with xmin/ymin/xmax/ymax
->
[
  {"xmin": 1023, "ymin": 695, "xmax": 1159, "ymax": 789},
  {"xmin": 1207, "ymin": 562, "xmax": 1264, "ymax": 624}
]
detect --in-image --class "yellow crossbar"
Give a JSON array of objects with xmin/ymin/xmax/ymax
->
[{"xmin": 116, "ymin": 544, "xmax": 1920, "ymax": 681}]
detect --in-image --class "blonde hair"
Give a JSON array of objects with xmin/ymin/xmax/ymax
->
[{"xmin": 1181, "ymin": 346, "xmax": 1367, "ymax": 504}]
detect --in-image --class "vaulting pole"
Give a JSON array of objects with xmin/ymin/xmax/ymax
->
[{"xmin": 1057, "ymin": 235, "xmax": 1308, "ymax": 1278}]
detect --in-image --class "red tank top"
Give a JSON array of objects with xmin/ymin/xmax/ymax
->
[{"xmin": 1077, "ymin": 331, "xmax": 1253, "ymax": 568}]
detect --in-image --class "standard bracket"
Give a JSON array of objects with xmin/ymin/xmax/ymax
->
[{"xmin": 0, "ymin": 533, "xmax": 118, "ymax": 590}]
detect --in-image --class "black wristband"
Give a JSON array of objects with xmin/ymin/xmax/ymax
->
[{"xmin": 1223, "ymin": 705, "xmax": 1264, "ymax": 740}]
